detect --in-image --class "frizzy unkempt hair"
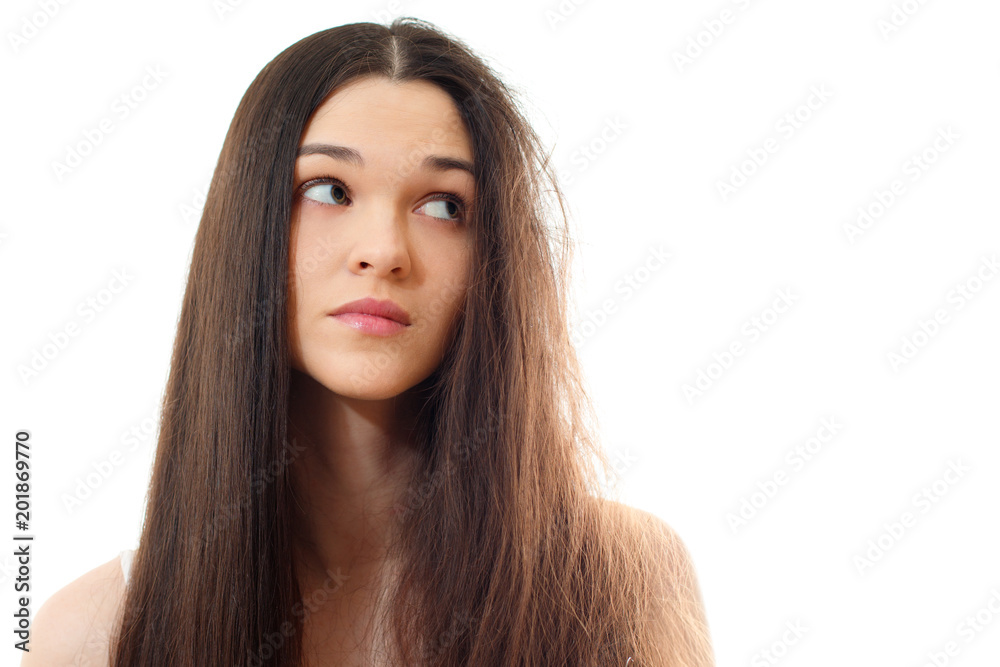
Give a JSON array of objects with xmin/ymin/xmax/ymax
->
[{"xmin": 110, "ymin": 16, "xmax": 713, "ymax": 666}]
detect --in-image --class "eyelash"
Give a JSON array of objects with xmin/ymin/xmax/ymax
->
[{"xmin": 296, "ymin": 175, "xmax": 468, "ymax": 223}]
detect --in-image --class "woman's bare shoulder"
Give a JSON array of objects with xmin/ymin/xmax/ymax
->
[
  {"xmin": 597, "ymin": 497, "xmax": 680, "ymax": 538},
  {"xmin": 595, "ymin": 497, "xmax": 705, "ymax": 600},
  {"xmin": 20, "ymin": 553, "xmax": 127, "ymax": 667},
  {"xmin": 597, "ymin": 498, "xmax": 716, "ymax": 665}
]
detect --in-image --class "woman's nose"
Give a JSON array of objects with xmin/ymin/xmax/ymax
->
[{"xmin": 347, "ymin": 203, "xmax": 411, "ymax": 278}]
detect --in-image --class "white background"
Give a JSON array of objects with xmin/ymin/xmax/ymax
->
[{"xmin": 3, "ymin": 1, "xmax": 999, "ymax": 665}]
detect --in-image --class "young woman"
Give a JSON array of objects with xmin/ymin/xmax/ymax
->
[{"xmin": 24, "ymin": 17, "xmax": 714, "ymax": 666}]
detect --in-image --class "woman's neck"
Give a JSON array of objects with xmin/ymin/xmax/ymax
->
[{"xmin": 287, "ymin": 370, "xmax": 421, "ymax": 585}]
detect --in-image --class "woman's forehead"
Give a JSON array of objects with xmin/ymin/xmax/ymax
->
[{"xmin": 300, "ymin": 77, "xmax": 473, "ymax": 161}]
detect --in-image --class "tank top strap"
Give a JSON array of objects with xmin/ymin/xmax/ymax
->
[{"xmin": 119, "ymin": 548, "xmax": 136, "ymax": 586}]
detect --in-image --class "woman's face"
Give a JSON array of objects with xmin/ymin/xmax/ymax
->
[{"xmin": 288, "ymin": 76, "xmax": 475, "ymax": 400}]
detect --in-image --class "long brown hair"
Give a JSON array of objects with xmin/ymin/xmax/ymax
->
[{"xmin": 111, "ymin": 17, "xmax": 713, "ymax": 666}]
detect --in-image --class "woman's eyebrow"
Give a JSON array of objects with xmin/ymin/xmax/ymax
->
[{"xmin": 297, "ymin": 142, "xmax": 474, "ymax": 176}]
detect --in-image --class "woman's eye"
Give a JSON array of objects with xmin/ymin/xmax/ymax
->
[
  {"xmin": 420, "ymin": 197, "xmax": 463, "ymax": 222},
  {"xmin": 302, "ymin": 183, "xmax": 349, "ymax": 205},
  {"xmin": 300, "ymin": 180, "xmax": 463, "ymax": 222}
]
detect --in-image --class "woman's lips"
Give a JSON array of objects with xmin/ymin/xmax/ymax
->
[
  {"xmin": 329, "ymin": 312, "xmax": 409, "ymax": 336},
  {"xmin": 328, "ymin": 297, "xmax": 411, "ymax": 326}
]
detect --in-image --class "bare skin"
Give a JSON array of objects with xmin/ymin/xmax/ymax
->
[{"xmin": 20, "ymin": 553, "xmax": 125, "ymax": 666}]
